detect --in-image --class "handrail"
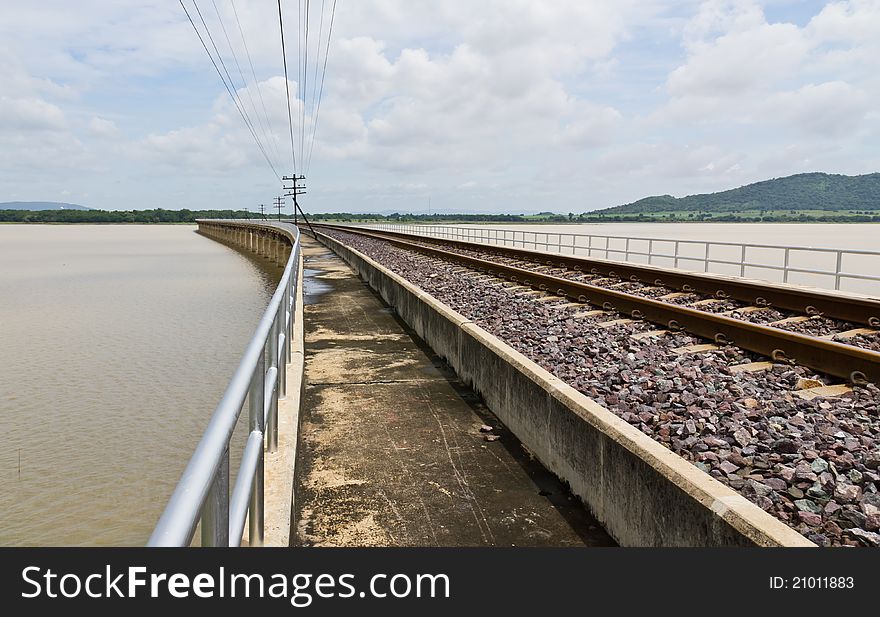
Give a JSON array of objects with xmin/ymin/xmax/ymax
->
[
  {"xmin": 147, "ymin": 221, "xmax": 301, "ymax": 547},
  {"xmin": 354, "ymin": 223, "xmax": 880, "ymax": 294}
]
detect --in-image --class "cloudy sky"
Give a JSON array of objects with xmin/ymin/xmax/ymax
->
[{"xmin": 0, "ymin": 0, "xmax": 878, "ymax": 213}]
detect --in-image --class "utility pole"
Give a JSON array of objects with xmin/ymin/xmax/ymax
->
[
  {"xmin": 283, "ymin": 174, "xmax": 316, "ymax": 238},
  {"xmin": 274, "ymin": 196, "xmax": 284, "ymax": 221},
  {"xmin": 258, "ymin": 203, "xmax": 266, "ymax": 220}
]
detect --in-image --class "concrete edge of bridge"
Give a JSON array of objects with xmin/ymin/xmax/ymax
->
[{"xmin": 314, "ymin": 229, "xmax": 816, "ymax": 548}]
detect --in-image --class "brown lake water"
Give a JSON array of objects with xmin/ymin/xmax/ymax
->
[{"xmin": 0, "ymin": 225, "xmax": 280, "ymax": 546}]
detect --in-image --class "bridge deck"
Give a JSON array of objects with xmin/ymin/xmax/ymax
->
[{"xmin": 293, "ymin": 237, "xmax": 614, "ymax": 546}]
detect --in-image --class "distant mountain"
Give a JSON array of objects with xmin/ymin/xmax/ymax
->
[
  {"xmin": 594, "ymin": 173, "xmax": 880, "ymax": 215},
  {"xmin": 0, "ymin": 201, "xmax": 92, "ymax": 211}
]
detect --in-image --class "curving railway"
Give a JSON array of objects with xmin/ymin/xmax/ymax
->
[
  {"xmin": 315, "ymin": 223, "xmax": 880, "ymax": 388},
  {"xmin": 308, "ymin": 223, "xmax": 880, "ymax": 547}
]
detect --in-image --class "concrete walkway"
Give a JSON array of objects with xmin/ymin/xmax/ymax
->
[{"xmin": 293, "ymin": 238, "xmax": 614, "ymax": 547}]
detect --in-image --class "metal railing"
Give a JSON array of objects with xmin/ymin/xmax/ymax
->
[
  {"xmin": 358, "ymin": 223, "xmax": 880, "ymax": 295},
  {"xmin": 147, "ymin": 221, "xmax": 301, "ymax": 547}
]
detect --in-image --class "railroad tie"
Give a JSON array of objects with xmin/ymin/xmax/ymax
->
[
  {"xmin": 659, "ymin": 291, "xmax": 691, "ymax": 300},
  {"xmin": 630, "ymin": 329, "xmax": 669, "ymax": 341},
  {"xmin": 793, "ymin": 384, "xmax": 853, "ymax": 401},
  {"xmin": 597, "ymin": 318, "xmax": 636, "ymax": 328},
  {"xmin": 819, "ymin": 327, "xmax": 879, "ymax": 340},
  {"xmin": 551, "ymin": 302, "xmax": 588, "ymax": 310},
  {"xmin": 728, "ymin": 361, "xmax": 774, "ymax": 374},
  {"xmin": 672, "ymin": 343, "xmax": 720, "ymax": 355},
  {"xmin": 574, "ymin": 309, "xmax": 611, "ymax": 318},
  {"xmin": 688, "ymin": 298, "xmax": 724, "ymax": 307},
  {"xmin": 768, "ymin": 315, "xmax": 812, "ymax": 326},
  {"xmin": 718, "ymin": 305, "xmax": 769, "ymax": 316}
]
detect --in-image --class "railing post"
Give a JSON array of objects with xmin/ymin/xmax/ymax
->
[
  {"xmin": 280, "ymin": 307, "xmax": 289, "ymax": 399},
  {"xmin": 625, "ymin": 237, "xmax": 631, "ymax": 262},
  {"xmin": 200, "ymin": 447, "xmax": 229, "ymax": 547},
  {"xmin": 740, "ymin": 244, "xmax": 747, "ymax": 277},
  {"xmin": 248, "ymin": 351, "xmax": 265, "ymax": 547},
  {"xmin": 704, "ymin": 242, "xmax": 710, "ymax": 272},
  {"xmin": 835, "ymin": 250, "xmax": 843, "ymax": 290},
  {"xmin": 648, "ymin": 239, "xmax": 653, "ymax": 264},
  {"xmin": 267, "ymin": 313, "xmax": 280, "ymax": 453},
  {"xmin": 783, "ymin": 248, "xmax": 791, "ymax": 283},
  {"xmin": 674, "ymin": 240, "xmax": 680, "ymax": 268}
]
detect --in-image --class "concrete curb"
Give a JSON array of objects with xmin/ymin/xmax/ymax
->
[{"xmin": 317, "ymin": 230, "xmax": 814, "ymax": 547}]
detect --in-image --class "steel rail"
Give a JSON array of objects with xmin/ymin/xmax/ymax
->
[
  {"xmin": 315, "ymin": 225, "xmax": 880, "ymax": 385},
  {"xmin": 148, "ymin": 220, "xmax": 300, "ymax": 547},
  {"xmin": 318, "ymin": 224, "xmax": 880, "ymax": 327}
]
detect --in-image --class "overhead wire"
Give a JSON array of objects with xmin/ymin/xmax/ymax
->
[
  {"xmin": 230, "ymin": 0, "xmax": 283, "ymax": 168},
  {"xmin": 277, "ymin": 0, "xmax": 298, "ymax": 173},
  {"xmin": 179, "ymin": 0, "xmax": 280, "ymax": 179},
  {"xmin": 191, "ymin": 0, "xmax": 278, "ymax": 176},
  {"xmin": 212, "ymin": 0, "xmax": 281, "ymax": 171},
  {"xmin": 305, "ymin": 0, "xmax": 326, "ymax": 170},
  {"xmin": 301, "ymin": 0, "xmax": 311, "ymax": 169},
  {"xmin": 180, "ymin": 0, "xmax": 337, "ymax": 185},
  {"xmin": 306, "ymin": 0, "xmax": 337, "ymax": 173}
]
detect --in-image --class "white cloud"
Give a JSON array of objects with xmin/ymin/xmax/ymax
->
[
  {"xmin": 88, "ymin": 117, "xmax": 120, "ymax": 139},
  {"xmin": 0, "ymin": 1, "xmax": 877, "ymax": 211},
  {"xmin": 764, "ymin": 81, "xmax": 870, "ymax": 138},
  {"xmin": 0, "ymin": 96, "xmax": 67, "ymax": 133},
  {"xmin": 669, "ymin": 2, "xmax": 810, "ymax": 96}
]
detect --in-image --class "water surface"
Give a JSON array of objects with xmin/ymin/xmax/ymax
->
[{"xmin": 0, "ymin": 225, "xmax": 280, "ymax": 545}]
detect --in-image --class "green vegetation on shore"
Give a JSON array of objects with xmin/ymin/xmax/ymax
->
[
  {"xmin": 3, "ymin": 207, "xmax": 879, "ymax": 224},
  {"xmin": 309, "ymin": 210, "xmax": 880, "ymax": 223},
  {"xmin": 0, "ymin": 208, "xmax": 256, "ymax": 224},
  {"xmin": 3, "ymin": 172, "xmax": 878, "ymax": 224}
]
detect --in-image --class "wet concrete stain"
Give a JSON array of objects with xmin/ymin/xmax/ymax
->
[
  {"xmin": 293, "ymin": 238, "xmax": 615, "ymax": 547},
  {"xmin": 302, "ymin": 267, "xmax": 333, "ymax": 305}
]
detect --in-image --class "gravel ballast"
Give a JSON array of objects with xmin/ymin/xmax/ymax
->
[
  {"xmin": 373, "ymin": 234, "xmax": 880, "ymax": 353},
  {"xmin": 323, "ymin": 229, "xmax": 880, "ymax": 547}
]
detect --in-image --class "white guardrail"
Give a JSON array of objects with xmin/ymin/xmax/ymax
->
[
  {"xmin": 357, "ymin": 223, "xmax": 880, "ymax": 297},
  {"xmin": 148, "ymin": 221, "xmax": 300, "ymax": 547}
]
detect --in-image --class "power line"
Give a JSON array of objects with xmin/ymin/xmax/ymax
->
[
  {"xmin": 230, "ymin": 0, "xmax": 283, "ymax": 167},
  {"xmin": 211, "ymin": 0, "xmax": 280, "ymax": 172},
  {"xmin": 178, "ymin": 0, "xmax": 280, "ymax": 179},
  {"xmin": 277, "ymin": 0, "xmax": 298, "ymax": 173},
  {"xmin": 190, "ymin": 1, "xmax": 277, "ymax": 176},
  {"xmin": 305, "ymin": 0, "xmax": 326, "ymax": 171},
  {"xmin": 301, "ymin": 0, "xmax": 311, "ymax": 169},
  {"xmin": 309, "ymin": 0, "xmax": 326, "ymax": 121},
  {"xmin": 306, "ymin": 0, "xmax": 337, "ymax": 173}
]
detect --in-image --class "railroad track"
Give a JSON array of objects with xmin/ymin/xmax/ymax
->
[{"xmin": 313, "ymin": 224, "xmax": 880, "ymax": 386}]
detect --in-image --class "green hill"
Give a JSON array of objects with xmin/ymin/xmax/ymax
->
[{"xmin": 596, "ymin": 173, "xmax": 880, "ymax": 215}]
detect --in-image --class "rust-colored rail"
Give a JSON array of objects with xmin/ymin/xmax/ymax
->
[{"xmin": 314, "ymin": 224, "xmax": 880, "ymax": 385}]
